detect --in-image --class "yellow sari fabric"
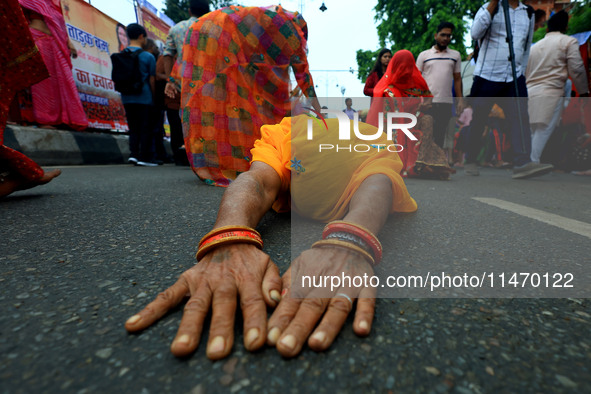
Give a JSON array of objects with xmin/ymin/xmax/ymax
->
[{"xmin": 251, "ymin": 116, "xmax": 417, "ymax": 222}]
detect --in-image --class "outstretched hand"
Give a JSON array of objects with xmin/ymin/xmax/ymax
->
[
  {"xmin": 125, "ymin": 244, "xmax": 282, "ymax": 360},
  {"xmin": 266, "ymin": 246, "xmax": 377, "ymax": 358}
]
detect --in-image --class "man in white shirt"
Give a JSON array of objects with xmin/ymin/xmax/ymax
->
[
  {"xmin": 342, "ymin": 98, "xmax": 357, "ymax": 120},
  {"xmin": 526, "ymin": 10, "xmax": 589, "ymax": 163},
  {"xmin": 466, "ymin": 0, "xmax": 553, "ymax": 179},
  {"xmin": 416, "ymin": 22, "xmax": 464, "ymax": 149}
]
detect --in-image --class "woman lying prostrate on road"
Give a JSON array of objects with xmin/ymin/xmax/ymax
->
[{"xmin": 125, "ymin": 115, "xmax": 418, "ymax": 359}]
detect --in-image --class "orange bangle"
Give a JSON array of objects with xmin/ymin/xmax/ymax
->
[
  {"xmin": 196, "ymin": 235, "xmax": 263, "ymax": 261},
  {"xmin": 196, "ymin": 227, "xmax": 263, "ymax": 261},
  {"xmin": 311, "ymin": 239, "xmax": 375, "ymax": 266},
  {"xmin": 198, "ymin": 225, "xmax": 261, "ymax": 247}
]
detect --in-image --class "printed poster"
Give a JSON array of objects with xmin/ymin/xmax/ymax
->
[{"xmin": 62, "ymin": 0, "xmax": 128, "ymax": 130}]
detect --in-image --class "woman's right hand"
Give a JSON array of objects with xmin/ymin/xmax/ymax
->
[{"xmin": 124, "ymin": 243, "xmax": 282, "ymax": 360}]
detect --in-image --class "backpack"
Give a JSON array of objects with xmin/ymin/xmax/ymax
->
[{"xmin": 111, "ymin": 48, "xmax": 144, "ymax": 95}]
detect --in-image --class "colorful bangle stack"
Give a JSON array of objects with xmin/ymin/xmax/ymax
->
[
  {"xmin": 311, "ymin": 239, "xmax": 376, "ymax": 266},
  {"xmin": 196, "ymin": 225, "xmax": 263, "ymax": 261},
  {"xmin": 320, "ymin": 220, "xmax": 383, "ymax": 266}
]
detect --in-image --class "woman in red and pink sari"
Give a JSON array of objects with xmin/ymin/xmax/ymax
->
[
  {"xmin": 367, "ymin": 50, "xmax": 454, "ymax": 180},
  {"xmin": 19, "ymin": 0, "xmax": 88, "ymax": 130}
]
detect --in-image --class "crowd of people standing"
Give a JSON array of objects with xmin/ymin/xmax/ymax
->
[{"xmin": 361, "ymin": 1, "xmax": 589, "ymax": 180}]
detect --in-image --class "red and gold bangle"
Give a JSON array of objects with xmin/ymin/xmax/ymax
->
[
  {"xmin": 311, "ymin": 239, "xmax": 375, "ymax": 266},
  {"xmin": 196, "ymin": 226, "xmax": 263, "ymax": 261},
  {"xmin": 322, "ymin": 221, "xmax": 383, "ymax": 264},
  {"xmin": 198, "ymin": 225, "xmax": 261, "ymax": 248}
]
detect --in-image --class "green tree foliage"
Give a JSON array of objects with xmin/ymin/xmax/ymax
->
[
  {"xmin": 356, "ymin": 0, "xmax": 483, "ymax": 82},
  {"xmin": 531, "ymin": 1, "xmax": 590, "ymax": 43},
  {"xmin": 163, "ymin": 0, "xmax": 190, "ymax": 23},
  {"xmin": 356, "ymin": 49, "xmax": 382, "ymax": 83},
  {"xmin": 567, "ymin": 0, "xmax": 591, "ymax": 35},
  {"xmin": 162, "ymin": 0, "xmax": 234, "ymax": 24}
]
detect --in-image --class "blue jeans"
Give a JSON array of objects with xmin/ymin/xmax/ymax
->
[{"xmin": 466, "ymin": 75, "xmax": 531, "ymax": 167}]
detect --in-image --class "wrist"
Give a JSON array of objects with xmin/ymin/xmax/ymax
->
[
  {"xmin": 321, "ymin": 220, "xmax": 383, "ymax": 266},
  {"xmin": 196, "ymin": 226, "xmax": 263, "ymax": 261}
]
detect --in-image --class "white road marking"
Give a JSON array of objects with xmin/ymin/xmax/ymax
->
[{"xmin": 473, "ymin": 197, "xmax": 591, "ymax": 240}]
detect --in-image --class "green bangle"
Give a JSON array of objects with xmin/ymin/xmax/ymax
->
[{"xmin": 168, "ymin": 76, "xmax": 176, "ymax": 83}]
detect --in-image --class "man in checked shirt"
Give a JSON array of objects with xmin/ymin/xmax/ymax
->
[{"xmin": 465, "ymin": 0, "xmax": 554, "ymax": 179}]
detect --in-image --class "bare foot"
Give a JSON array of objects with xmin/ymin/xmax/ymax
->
[
  {"xmin": 0, "ymin": 169, "xmax": 61, "ymax": 197},
  {"xmin": 36, "ymin": 169, "xmax": 62, "ymax": 185}
]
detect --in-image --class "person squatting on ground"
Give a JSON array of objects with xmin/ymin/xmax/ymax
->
[
  {"xmin": 125, "ymin": 115, "xmax": 418, "ymax": 359},
  {"xmin": 525, "ymin": 10, "xmax": 589, "ymax": 164},
  {"xmin": 466, "ymin": 0, "xmax": 553, "ymax": 179},
  {"xmin": 174, "ymin": 5, "xmax": 319, "ymax": 187},
  {"xmin": 0, "ymin": 0, "xmax": 61, "ymax": 198},
  {"xmin": 416, "ymin": 22, "xmax": 465, "ymax": 150}
]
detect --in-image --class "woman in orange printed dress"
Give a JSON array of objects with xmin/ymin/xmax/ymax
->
[
  {"xmin": 177, "ymin": 5, "xmax": 318, "ymax": 187},
  {"xmin": 18, "ymin": 0, "xmax": 88, "ymax": 130},
  {"xmin": 1, "ymin": 0, "xmax": 61, "ymax": 197},
  {"xmin": 366, "ymin": 50, "xmax": 455, "ymax": 180}
]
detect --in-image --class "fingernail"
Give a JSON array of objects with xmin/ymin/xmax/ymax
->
[
  {"xmin": 208, "ymin": 336, "xmax": 225, "ymax": 354},
  {"xmin": 267, "ymin": 327, "xmax": 281, "ymax": 345},
  {"xmin": 270, "ymin": 290, "xmax": 281, "ymax": 303},
  {"xmin": 281, "ymin": 288, "xmax": 288, "ymax": 297},
  {"xmin": 174, "ymin": 334, "xmax": 190, "ymax": 346},
  {"xmin": 311, "ymin": 331, "xmax": 326, "ymax": 343},
  {"xmin": 359, "ymin": 320, "xmax": 369, "ymax": 331},
  {"xmin": 245, "ymin": 328, "xmax": 259, "ymax": 348},
  {"xmin": 126, "ymin": 315, "xmax": 141, "ymax": 325},
  {"xmin": 279, "ymin": 334, "xmax": 296, "ymax": 350}
]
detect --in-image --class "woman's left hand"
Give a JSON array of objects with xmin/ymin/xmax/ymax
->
[{"xmin": 266, "ymin": 246, "xmax": 377, "ymax": 358}]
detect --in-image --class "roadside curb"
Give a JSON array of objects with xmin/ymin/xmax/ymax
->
[{"xmin": 5, "ymin": 125, "xmax": 133, "ymax": 166}]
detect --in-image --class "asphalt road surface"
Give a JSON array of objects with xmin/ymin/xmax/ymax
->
[{"xmin": 1, "ymin": 164, "xmax": 590, "ymax": 393}]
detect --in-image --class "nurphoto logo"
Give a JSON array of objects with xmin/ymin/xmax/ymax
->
[{"xmin": 306, "ymin": 109, "xmax": 417, "ymax": 153}]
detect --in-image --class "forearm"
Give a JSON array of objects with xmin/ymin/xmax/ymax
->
[
  {"xmin": 567, "ymin": 42, "xmax": 590, "ymax": 95},
  {"xmin": 163, "ymin": 55, "xmax": 174, "ymax": 78},
  {"xmin": 213, "ymin": 162, "xmax": 281, "ymax": 229},
  {"xmin": 454, "ymin": 77, "xmax": 463, "ymax": 99},
  {"xmin": 471, "ymin": 6, "xmax": 493, "ymax": 40},
  {"xmin": 341, "ymin": 174, "xmax": 392, "ymax": 236}
]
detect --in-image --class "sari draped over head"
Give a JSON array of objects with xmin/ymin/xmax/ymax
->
[
  {"xmin": 367, "ymin": 49, "xmax": 432, "ymax": 119},
  {"xmin": 18, "ymin": 0, "xmax": 88, "ymax": 130},
  {"xmin": 179, "ymin": 5, "xmax": 316, "ymax": 187},
  {"xmin": 1, "ymin": 0, "xmax": 49, "ymax": 181},
  {"xmin": 367, "ymin": 50, "xmax": 454, "ymax": 180}
]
